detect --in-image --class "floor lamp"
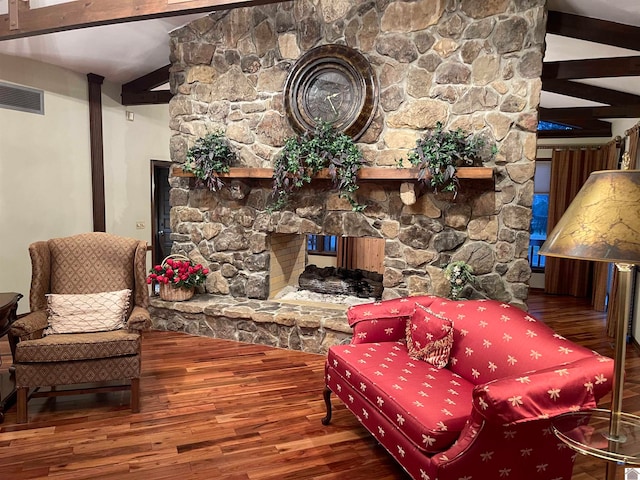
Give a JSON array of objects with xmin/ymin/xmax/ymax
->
[{"xmin": 540, "ymin": 170, "xmax": 640, "ymax": 477}]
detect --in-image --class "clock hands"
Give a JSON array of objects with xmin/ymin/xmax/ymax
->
[{"xmin": 325, "ymin": 92, "xmax": 341, "ymax": 116}]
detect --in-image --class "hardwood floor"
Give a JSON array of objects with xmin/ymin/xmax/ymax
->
[{"xmin": 0, "ymin": 291, "xmax": 637, "ymax": 479}]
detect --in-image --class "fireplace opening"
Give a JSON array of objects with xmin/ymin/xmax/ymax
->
[{"xmin": 269, "ymin": 233, "xmax": 384, "ymax": 306}]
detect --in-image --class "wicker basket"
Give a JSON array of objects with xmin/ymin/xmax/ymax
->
[
  {"xmin": 158, "ymin": 254, "xmax": 195, "ymax": 301},
  {"xmin": 159, "ymin": 282, "xmax": 194, "ymax": 301}
]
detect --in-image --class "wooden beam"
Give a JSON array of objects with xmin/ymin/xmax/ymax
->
[
  {"xmin": 0, "ymin": 0, "xmax": 284, "ymax": 40},
  {"xmin": 8, "ymin": 0, "xmax": 20, "ymax": 31},
  {"xmin": 87, "ymin": 73, "xmax": 106, "ymax": 233},
  {"xmin": 542, "ymin": 56, "xmax": 640, "ymax": 80},
  {"xmin": 539, "ymin": 108, "xmax": 609, "ymax": 125},
  {"xmin": 540, "ymin": 105, "xmax": 640, "ymax": 120},
  {"xmin": 122, "ymin": 90, "xmax": 173, "ymax": 106},
  {"xmin": 542, "ymin": 79, "xmax": 640, "ymax": 106},
  {"xmin": 122, "ymin": 65, "xmax": 171, "ymax": 93},
  {"xmin": 121, "ymin": 64, "xmax": 172, "ymax": 106},
  {"xmin": 547, "ymin": 11, "xmax": 640, "ymax": 52}
]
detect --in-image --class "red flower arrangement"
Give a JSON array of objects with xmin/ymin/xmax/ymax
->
[{"xmin": 146, "ymin": 257, "xmax": 209, "ymax": 289}]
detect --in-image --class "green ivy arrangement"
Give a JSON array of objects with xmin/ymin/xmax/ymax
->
[
  {"xmin": 444, "ymin": 261, "xmax": 474, "ymax": 300},
  {"xmin": 407, "ymin": 122, "xmax": 494, "ymax": 197},
  {"xmin": 270, "ymin": 121, "xmax": 365, "ymax": 211},
  {"xmin": 183, "ymin": 130, "xmax": 236, "ymax": 191}
]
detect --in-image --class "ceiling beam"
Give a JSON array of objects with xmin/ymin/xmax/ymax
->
[
  {"xmin": 540, "ymin": 105, "xmax": 640, "ymax": 120},
  {"xmin": 541, "ymin": 79, "xmax": 640, "ymax": 106},
  {"xmin": 8, "ymin": 0, "xmax": 19, "ymax": 31},
  {"xmin": 123, "ymin": 64, "xmax": 171, "ymax": 93},
  {"xmin": 0, "ymin": 0, "xmax": 283, "ymax": 41},
  {"xmin": 542, "ymin": 56, "xmax": 640, "ymax": 80},
  {"xmin": 542, "ymin": 12, "xmax": 640, "ymax": 122},
  {"xmin": 121, "ymin": 90, "xmax": 173, "ymax": 106},
  {"xmin": 547, "ymin": 11, "xmax": 640, "ymax": 52},
  {"xmin": 539, "ymin": 108, "xmax": 612, "ymax": 127},
  {"xmin": 121, "ymin": 64, "xmax": 172, "ymax": 106}
]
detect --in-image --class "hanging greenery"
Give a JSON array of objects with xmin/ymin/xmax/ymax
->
[
  {"xmin": 407, "ymin": 122, "xmax": 495, "ymax": 197},
  {"xmin": 183, "ymin": 130, "xmax": 236, "ymax": 191},
  {"xmin": 270, "ymin": 121, "xmax": 365, "ymax": 211}
]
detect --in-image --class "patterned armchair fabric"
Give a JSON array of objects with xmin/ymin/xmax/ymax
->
[
  {"xmin": 11, "ymin": 232, "xmax": 151, "ymax": 423},
  {"xmin": 324, "ymin": 296, "xmax": 614, "ymax": 480}
]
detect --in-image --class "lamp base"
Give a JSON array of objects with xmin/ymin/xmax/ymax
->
[{"xmin": 552, "ymin": 408, "xmax": 640, "ymax": 465}]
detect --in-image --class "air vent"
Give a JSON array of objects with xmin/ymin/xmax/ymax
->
[{"xmin": 0, "ymin": 81, "xmax": 44, "ymax": 115}]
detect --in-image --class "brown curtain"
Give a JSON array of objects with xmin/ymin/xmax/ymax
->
[
  {"xmin": 544, "ymin": 147, "xmax": 610, "ymax": 297},
  {"xmin": 592, "ymin": 138, "xmax": 622, "ymax": 311}
]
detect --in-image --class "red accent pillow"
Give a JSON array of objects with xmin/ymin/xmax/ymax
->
[{"xmin": 406, "ymin": 302, "xmax": 454, "ymax": 369}]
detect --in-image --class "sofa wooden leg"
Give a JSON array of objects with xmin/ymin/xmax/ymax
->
[
  {"xmin": 130, "ymin": 378, "xmax": 140, "ymax": 413},
  {"xmin": 17, "ymin": 386, "xmax": 28, "ymax": 424},
  {"xmin": 321, "ymin": 386, "xmax": 332, "ymax": 425}
]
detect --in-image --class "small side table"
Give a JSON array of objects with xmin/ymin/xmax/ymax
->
[
  {"xmin": 552, "ymin": 408, "xmax": 640, "ymax": 478},
  {"xmin": 552, "ymin": 409, "xmax": 640, "ymax": 463},
  {"xmin": 0, "ymin": 292, "xmax": 22, "ymax": 423}
]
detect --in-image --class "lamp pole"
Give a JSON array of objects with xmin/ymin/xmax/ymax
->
[{"xmin": 606, "ymin": 264, "xmax": 635, "ymax": 480}]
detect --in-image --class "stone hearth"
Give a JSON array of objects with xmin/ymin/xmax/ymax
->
[{"xmin": 149, "ymin": 294, "xmax": 352, "ymax": 354}]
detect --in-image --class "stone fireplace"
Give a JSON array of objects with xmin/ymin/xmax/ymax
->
[{"xmin": 152, "ymin": 0, "xmax": 545, "ymax": 352}]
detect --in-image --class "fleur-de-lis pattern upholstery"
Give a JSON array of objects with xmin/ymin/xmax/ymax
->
[
  {"xmin": 324, "ymin": 296, "xmax": 614, "ymax": 480},
  {"xmin": 10, "ymin": 232, "xmax": 151, "ymax": 423}
]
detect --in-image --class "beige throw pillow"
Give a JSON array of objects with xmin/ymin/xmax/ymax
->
[
  {"xmin": 405, "ymin": 302, "xmax": 454, "ymax": 369},
  {"xmin": 45, "ymin": 289, "xmax": 131, "ymax": 335}
]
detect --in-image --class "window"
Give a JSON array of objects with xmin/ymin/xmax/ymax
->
[
  {"xmin": 529, "ymin": 161, "xmax": 550, "ymax": 271},
  {"xmin": 537, "ymin": 120, "xmax": 576, "ymax": 132},
  {"xmin": 307, "ymin": 235, "xmax": 337, "ymax": 255}
]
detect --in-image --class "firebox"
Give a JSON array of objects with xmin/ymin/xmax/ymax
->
[{"xmin": 268, "ymin": 233, "xmax": 384, "ymax": 303}]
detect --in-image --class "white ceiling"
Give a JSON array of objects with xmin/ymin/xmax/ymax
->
[
  {"xmin": 543, "ymin": 0, "xmax": 640, "ymax": 109},
  {"xmin": 0, "ymin": 0, "xmax": 638, "ymax": 109},
  {"xmin": 540, "ymin": 34, "xmax": 640, "ymax": 109},
  {"xmin": 0, "ymin": 10, "xmax": 205, "ymax": 84},
  {"xmin": 547, "ymin": 0, "xmax": 640, "ymax": 27}
]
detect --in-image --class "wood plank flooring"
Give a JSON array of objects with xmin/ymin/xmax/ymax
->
[{"xmin": 0, "ymin": 291, "xmax": 637, "ymax": 479}]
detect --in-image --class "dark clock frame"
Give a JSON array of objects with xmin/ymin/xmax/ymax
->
[{"xmin": 284, "ymin": 44, "xmax": 378, "ymax": 141}]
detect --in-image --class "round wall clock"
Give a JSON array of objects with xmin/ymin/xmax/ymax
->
[{"xmin": 284, "ymin": 44, "xmax": 378, "ymax": 141}]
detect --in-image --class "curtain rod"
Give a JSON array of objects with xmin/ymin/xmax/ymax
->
[
  {"xmin": 625, "ymin": 121, "xmax": 640, "ymax": 137},
  {"xmin": 537, "ymin": 144, "xmax": 603, "ymax": 150},
  {"xmin": 537, "ymin": 137, "xmax": 621, "ymax": 150}
]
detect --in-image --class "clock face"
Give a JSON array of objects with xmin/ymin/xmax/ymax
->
[
  {"xmin": 284, "ymin": 44, "xmax": 378, "ymax": 141},
  {"xmin": 305, "ymin": 69, "xmax": 355, "ymax": 125}
]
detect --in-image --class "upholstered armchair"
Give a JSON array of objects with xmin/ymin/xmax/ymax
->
[{"xmin": 10, "ymin": 232, "xmax": 151, "ymax": 423}]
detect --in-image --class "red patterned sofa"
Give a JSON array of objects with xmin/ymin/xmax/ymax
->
[{"xmin": 322, "ymin": 296, "xmax": 614, "ymax": 480}]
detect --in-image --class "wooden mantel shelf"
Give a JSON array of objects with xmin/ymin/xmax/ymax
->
[{"xmin": 172, "ymin": 166, "xmax": 493, "ymax": 181}]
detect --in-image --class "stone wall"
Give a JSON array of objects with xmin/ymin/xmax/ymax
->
[{"xmin": 167, "ymin": 0, "xmax": 545, "ymax": 310}]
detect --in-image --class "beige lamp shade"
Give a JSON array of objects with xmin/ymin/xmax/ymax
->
[{"xmin": 539, "ymin": 170, "xmax": 640, "ymax": 264}]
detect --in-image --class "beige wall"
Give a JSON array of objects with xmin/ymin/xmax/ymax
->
[
  {"xmin": 101, "ymin": 82, "xmax": 171, "ymax": 239},
  {"xmin": 307, "ymin": 254, "xmax": 337, "ymax": 269},
  {"xmin": 0, "ymin": 53, "xmax": 170, "ymax": 313}
]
